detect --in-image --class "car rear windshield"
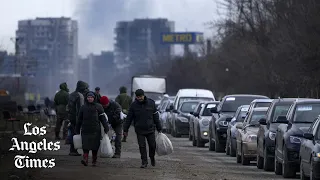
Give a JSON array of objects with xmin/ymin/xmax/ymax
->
[
  {"xmin": 202, "ymin": 103, "xmax": 217, "ymax": 116},
  {"xmin": 293, "ymin": 104, "xmax": 320, "ymax": 123},
  {"xmin": 221, "ymin": 96, "xmax": 267, "ymax": 112},
  {"xmin": 254, "ymin": 102, "xmax": 271, "ymax": 108},
  {"xmin": 180, "ymin": 102, "xmax": 199, "ymax": 113},
  {"xmin": 178, "ymin": 97, "xmax": 213, "ymax": 108},
  {"xmin": 271, "ymin": 104, "xmax": 291, "ymax": 122},
  {"xmin": 249, "ymin": 111, "xmax": 267, "ymax": 125}
]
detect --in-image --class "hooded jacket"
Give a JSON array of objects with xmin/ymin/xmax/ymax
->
[
  {"xmin": 54, "ymin": 82, "xmax": 69, "ymax": 115},
  {"xmin": 68, "ymin": 81, "xmax": 88, "ymax": 124},
  {"xmin": 115, "ymin": 86, "xmax": 132, "ymax": 113}
]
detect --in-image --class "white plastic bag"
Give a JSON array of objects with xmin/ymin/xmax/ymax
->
[
  {"xmin": 120, "ymin": 112, "xmax": 127, "ymax": 120},
  {"xmin": 156, "ymin": 133, "xmax": 173, "ymax": 156},
  {"xmin": 73, "ymin": 134, "xmax": 82, "ymax": 149},
  {"xmin": 100, "ymin": 134, "xmax": 114, "ymax": 158}
]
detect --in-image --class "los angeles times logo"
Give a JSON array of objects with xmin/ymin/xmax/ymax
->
[{"xmin": 9, "ymin": 123, "xmax": 61, "ymax": 168}]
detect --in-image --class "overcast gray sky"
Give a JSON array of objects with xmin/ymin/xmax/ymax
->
[{"xmin": 0, "ymin": 0, "xmax": 224, "ymax": 56}]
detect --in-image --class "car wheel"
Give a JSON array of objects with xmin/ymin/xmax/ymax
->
[
  {"xmin": 188, "ymin": 128, "xmax": 193, "ymax": 141},
  {"xmin": 310, "ymin": 161, "xmax": 319, "ymax": 180},
  {"xmin": 263, "ymin": 146, "xmax": 274, "ymax": 171},
  {"xmin": 196, "ymin": 128, "xmax": 205, "ymax": 147},
  {"xmin": 192, "ymin": 130, "xmax": 197, "ymax": 146},
  {"xmin": 225, "ymin": 135, "xmax": 230, "ymax": 155},
  {"xmin": 236, "ymin": 144, "xmax": 241, "ymax": 163},
  {"xmin": 256, "ymin": 153, "xmax": 264, "ymax": 169},
  {"xmin": 215, "ymin": 131, "xmax": 224, "ymax": 152},
  {"xmin": 171, "ymin": 125, "xmax": 176, "ymax": 137},
  {"xmin": 300, "ymin": 158, "xmax": 308, "ymax": 180},
  {"xmin": 241, "ymin": 144, "xmax": 250, "ymax": 165},
  {"xmin": 274, "ymin": 156, "xmax": 282, "ymax": 175},
  {"xmin": 282, "ymin": 147, "xmax": 296, "ymax": 178},
  {"xmin": 208, "ymin": 131, "xmax": 215, "ymax": 151}
]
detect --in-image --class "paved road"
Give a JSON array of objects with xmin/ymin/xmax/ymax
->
[{"xmin": 36, "ymin": 132, "xmax": 297, "ymax": 180}]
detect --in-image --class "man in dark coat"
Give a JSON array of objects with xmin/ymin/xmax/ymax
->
[
  {"xmin": 54, "ymin": 82, "xmax": 69, "ymax": 140},
  {"xmin": 100, "ymin": 96, "xmax": 122, "ymax": 158},
  {"xmin": 115, "ymin": 86, "xmax": 132, "ymax": 142},
  {"xmin": 94, "ymin": 87, "xmax": 101, "ymax": 104},
  {"xmin": 76, "ymin": 92, "xmax": 109, "ymax": 166},
  {"xmin": 67, "ymin": 80, "xmax": 88, "ymax": 156},
  {"xmin": 123, "ymin": 89, "xmax": 162, "ymax": 168}
]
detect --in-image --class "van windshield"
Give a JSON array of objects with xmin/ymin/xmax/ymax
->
[{"xmin": 178, "ymin": 97, "xmax": 213, "ymax": 108}]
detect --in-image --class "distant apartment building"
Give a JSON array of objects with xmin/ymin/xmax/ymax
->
[
  {"xmin": 0, "ymin": 51, "xmax": 15, "ymax": 74},
  {"xmin": 78, "ymin": 51, "xmax": 115, "ymax": 92},
  {"xmin": 114, "ymin": 18, "xmax": 174, "ymax": 73},
  {"xmin": 16, "ymin": 17, "xmax": 78, "ymax": 97}
]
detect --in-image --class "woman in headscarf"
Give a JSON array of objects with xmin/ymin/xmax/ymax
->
[{"xmin": 76, "ymin": 92, "xmax": 109, "ymax": 166}]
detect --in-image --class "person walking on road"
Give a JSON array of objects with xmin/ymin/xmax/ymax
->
[
  {"xmin": 115, "ymin": 86, "xmax": 132, "ymax": 142},
  {"xmin": 76, "ymin": 92, "xmax": 109, "ymax": 166},
  {"xmin": 54, "ymin": 82, "xmax": 69, "ymax": 140},
  {"xmin": 100, "ymin": 96, "xmax": 122, "ymax": 158},
  {"xmin": 95, "ymin": 87, "xmax": 102, "ymax": 103},
  {"xmin": 67, "ymin": 80, "xmax": 88, "ymax": 156},
  {"xmin": 123, "ymin": 89, "xmax": 162, "ymax": 168}
]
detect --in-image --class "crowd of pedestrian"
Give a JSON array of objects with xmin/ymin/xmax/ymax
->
[{"xmin": 53, "ymin": 81, "xmax": 162, "ymax": 168}]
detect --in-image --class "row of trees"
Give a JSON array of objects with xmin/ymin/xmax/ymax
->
[{"xmin": 152, "ymin": 0, "xmax": 320, "ymax": 98}]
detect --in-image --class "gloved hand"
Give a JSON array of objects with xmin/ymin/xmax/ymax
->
[{"xmin": 104, "ymin": 126, "xmax": 109, "ymax": 134}]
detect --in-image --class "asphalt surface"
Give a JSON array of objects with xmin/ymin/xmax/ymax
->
[{"xmin": 34, "ymin": 132, "xmax": 297, "ymax": 180}]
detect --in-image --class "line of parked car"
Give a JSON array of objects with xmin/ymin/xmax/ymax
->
[{"xmin": 157, "ymin": 89, "xmax": 320, "ymax": 180}]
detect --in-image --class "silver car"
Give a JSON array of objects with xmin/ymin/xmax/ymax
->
[{"xmin": 193, "ymin": 102, "xmax": 219, "ymax": 147}]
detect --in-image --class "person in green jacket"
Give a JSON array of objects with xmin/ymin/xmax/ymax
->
[
  {"xmin": 115, "ymin": 86, "xmax": 132, "ymax": 142},
  {"xmin": 54, "ymin": 82, "xmax": 69, "ymax": 140}
]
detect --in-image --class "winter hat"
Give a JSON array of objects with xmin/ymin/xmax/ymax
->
[
  {"xmin": 87, "ymin": 92, "xmax": 95, "ymax": 98},
  {"xmin": 135, "ymin": 89, "xmax": 144, "ymax": 96},
  {"xmin": 100, "ymin": 96, "xmax": 110, "ymax": 106}
]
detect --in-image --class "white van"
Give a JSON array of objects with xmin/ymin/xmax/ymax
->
[{"xmin": 172, "ymin": 89, "xmax": 216, "ymax": 110}]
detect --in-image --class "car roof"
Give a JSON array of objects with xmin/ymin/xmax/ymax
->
[
  {"xmin": 203, "ymin": 101, "xmax": 220, "ymax": 104},
  {"xmin": 181, "ymin": 100, "xmax": 202, "ymax": 104},
  {"xmin": 224, "ymin": 94, "xmax": 269, "ymax": 98},
  {"xmin": 295, "ymin": 99, "xmax": 320, "ymax": 104},
  {"xmin": 239, "ymin": 105, "xmax": 250, "ymax": 111},
  {"xmin": 253, "ymin": 107, "xmax": 269, "ymax": 111},
  {"xmin": 251, "ymin": 99, "xmax": 273, "ymax": 103}
]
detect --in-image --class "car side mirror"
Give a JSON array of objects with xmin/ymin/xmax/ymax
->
[
  {"xmin": 276, "ymin": 116, "xmax": 289, "ymax": 124},
  {"xmin": 210, "ymin": 107, "xmax": 218, "ymax": 113},
  {"xmin": 190, "ymin": 112, "xmax": 194, "ymax": 115},
  {"xmin": 169, "ymin": 105, "xmax": 174, "ymax": 110},
  {"xmin": 303, "ymin": 133, "xmax": 314, "ymax": 140},
  {"xmin": 259, "ymin": 118, "xmax": 267, "ymax": 125},
  {"xmin": 194, "ymin": 112, "xmax": 199, "ymax": 117},
  {"xmin": 236, "ymin": 123, "xmax": 243, "ymax": 129},
  {"xmin": 225, "ymin": 117, "xmax": 232, "ymax": 122},
  {"xmin": 172, "ymin": 109, "xmax": 178, "ymax": 113},
  {"xmin": 165, "ymin": 109, "xmax": 170, "ymax": 112}
]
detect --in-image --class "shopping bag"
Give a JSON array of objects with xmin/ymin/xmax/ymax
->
[
  {"xmin": 156, "ymin": 133, "xmax": 173, "ymax": 156},
  {"xmin": 120, "ymin": 112, "xmax": 127, "ymax": 120},
  {"xmin": 100, "ymin": 134, "xmax": 114, "ymax": 158},
  {"xmin": 73, "ymin": 134, "xmax": 82, "ymax": 149}
]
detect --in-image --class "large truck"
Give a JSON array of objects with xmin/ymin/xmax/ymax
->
[{"xmin": 131, "ymin": 75, "xmax": 167, "ymax": 102}]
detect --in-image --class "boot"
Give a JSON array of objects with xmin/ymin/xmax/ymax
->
[
  {"xmin": 112, "ymin": 154, "xmax": 121, "ymax": 158},
  {"xmin": 92, "ymin": 154, "xmax": 97, "ymax": 166},
  {"xmin": 122, "ymin": 136, "xmax": 127, "ymax": 142},
  {"xmin": 150, "ymin": 157, "xmax": 156, "ymax": 166},
  {"xmin": 81, "ymin": 153, "xmax": 88, "ymax": 166},
  {"xmin": 55, "ymin": 132, "xmax": 61, "ymax": 140},
  {"xmin": 140, "ymin": 160, "xmax": 148, "ymax": 168}
]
